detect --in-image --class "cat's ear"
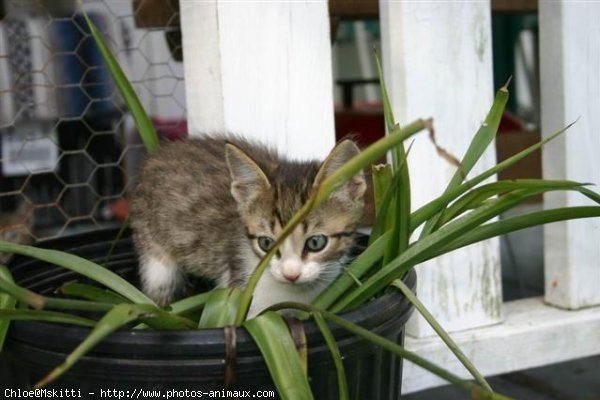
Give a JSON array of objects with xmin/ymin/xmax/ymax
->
[
  {"xmin": 225, "ymin": 143, "xmax": 271, "ymax": 206},
  {"xmin": 313, "ymin": 140, "xmax": 366, "ymax": 201}
]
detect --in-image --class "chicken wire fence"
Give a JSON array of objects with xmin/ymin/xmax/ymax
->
[{"xmin": 0, "ymin": 0, "xmax": 185, "ymax": 249}]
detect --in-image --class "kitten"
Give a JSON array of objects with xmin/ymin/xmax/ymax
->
[
  {"xmin": 0, "ymin": 202, "xmax": 34, "ymax": 265},
  {"xmin": 131, "ymin": 135, "xmax": 366, "ymax": 317}
]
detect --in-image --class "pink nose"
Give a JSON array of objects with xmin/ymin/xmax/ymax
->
[{"xmin": 283, "ymin": 272, "xmax": 300, "ymax": 282}]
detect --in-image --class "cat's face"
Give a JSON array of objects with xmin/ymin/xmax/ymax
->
[{"xmin": 226, "ymin": 140, "xmax": 366, "ymax": 285}]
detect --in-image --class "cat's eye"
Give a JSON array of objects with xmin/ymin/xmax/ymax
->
[
  {"xmin": 305, "ymin": 235, "xmax": 328, "ymax": 252},
  {"xmin": 257, "ymin": 236, "xmax": 275, "ymax": 252}
]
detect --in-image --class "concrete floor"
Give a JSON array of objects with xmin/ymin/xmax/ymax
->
[{"xmin": 405, "ymin": 204, "xmax": 600, "ymax": 399}]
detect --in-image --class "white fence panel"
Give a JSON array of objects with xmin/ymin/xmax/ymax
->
[
  {"xmin": 539, "ymin": 0, "xmax": 600, "ymax": 310},
  {"xmin": 180, "ymin": 0, "xmax": 335, "ymax": 159}
]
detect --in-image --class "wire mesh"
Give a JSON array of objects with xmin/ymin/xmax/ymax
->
[{"xmin": 0, "ymin": 0, "xmax": 185, "ymax": 253}]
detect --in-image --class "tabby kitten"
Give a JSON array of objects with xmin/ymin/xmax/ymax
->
[{"xmin": 131, "ymin": 135, "xmax": 366, "ymax": 317}]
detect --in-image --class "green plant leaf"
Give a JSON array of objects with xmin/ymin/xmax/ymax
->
[
  {"xmin": 370, "ymin": 148, "xmax": 416, "ymax": 253},
  {"xmin": 371, "ymin": 164, "xmax": 394, "ymax": 227},
  {"xmin": 395, "ymin": 156, "xmax": 411, "ymax": 254},
  {"xmin": 59, "ymin": 282, "xmax": 128, "ymax": 304},
  {"xmin": 433, "ymin": 180, "xmax": 588, "ymax": 229},
  {"xmin": 0, "ymin": 271, "xmax": 60, "ymax": 310},
  {"xmin": 313, "ymin": 311, "xmax": 349, "ymax": 400},
  {"xmin": 83, "ymin": 14, "xmax": 159, "ymax": 153},
  {"xmin": 0, "ymin": 274, "xmax": 139, "ymax": 319},
  {"xmin": 375, "ymin": 53, "xmax": 412, "ymax": 256},
  {"xmin": 420, "ymin": 81, "xmax": 510, "ymax": 238},
  {"xmin": 199, "ymin": 288, "xmax": 243, "ymax": 328},
  {"xmin": 0, "ymin": 265, "xmax": 17, "ymax": 350},
  {"xmin": 138, "ymin": 308, "xmax": 198, "ymax": 330},
  {"xmin": 35, "ymin": 303, "xmax": 159, "ymax": 388},
  {"xmin": 369, "ymin": 168, "xmax": 396, "ymax": 246},
  {"xmin": 382, "ymin": 170, "xmax": 401, "ymax": 264},
  {"xmin": 169, "ymin": 292, "xmax": 210, "ymax": 315},
  {"xmin": 0, "ymin": 241, "xmax": 155, "ymax": 305},
  {"xmin": 410, "ymin": 123, "xmax": 576, "ymax": 233},
  {"xmin": 236, "ymin": 120, "xmax": 429, "ymax": 324},
  {"xmin": 1, "ymin": 272, "xmax": 192, "ymax": 330},
  {"xmin": 578, "ymin": 186, "xmax": 600, "ymax": 204},
  {"xmin": 0, "ymin": 309, "xmax": 96, "ymax": 327},
  {"xmin": 244, "ymin": 312, "xmax": 314, "ymax": 400},
  {"xmin": 447, "ymin": 81, "xmax": 510, "ymax": 188},
  {"xmin": 433, "ymin": 206, "xmax": 600, "ymax": 258},
  {"xmin": 390, "ymin": 279, "xmax": 492, "ymax": 392},
  {"xmin": 134, "ymin": 293, "xmax": 211, "ymax": 329}
]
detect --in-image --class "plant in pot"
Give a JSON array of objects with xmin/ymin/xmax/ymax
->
[{"xmin": 1, "ymin": 14, "xmax": 599, "ymax": 400}]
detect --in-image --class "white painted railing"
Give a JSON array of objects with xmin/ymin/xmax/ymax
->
[{"xmin": 179, "ymin": 0, "xmax": 600, "ymax": 394}]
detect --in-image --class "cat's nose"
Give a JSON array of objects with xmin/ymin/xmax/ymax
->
[
  {"xmin": 281, "ymin": 260, "xmax": 302, "ymax": 283},
  {"xmin": 283, "ymin": 272, "xmax": 300, "ymax": 282}
]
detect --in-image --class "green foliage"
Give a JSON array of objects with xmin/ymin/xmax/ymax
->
[
  {"xmin": 313, "ymin": 311, "xmax": 349, "ymax": 399},
  {"xmin": 0, "ymin": 241, "xmax": 153, "ymax": 305},
  {"xmin": 244, "ymin": 312, "xmax": 314, "ymax": 400},
  {"xmin": 0, "ymin": 266, "xmax": 17, "ymax": 350},
  {"xmin": 198, "ymin": 288, "xmax": 243, "ymax": 328},
  {"xmin": 59, "ymin": 282, "xmax": 129, "ymax": 304},
  {"xmin": 375, "ymin": 53, "xmax": 412, "ymax": 259},
  {"xmin": 0, "ymin": 309, "xmax": 96, "ymax": 328}
]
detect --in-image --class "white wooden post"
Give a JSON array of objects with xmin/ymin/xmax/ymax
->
[
  {"xmin": 539, "ymin": 1, "xmax": 600, "ymax": 309},
  {"xmin": 179, "ymin": 0, "xmax": 335, "ymax": 160},
  {"xmin": 379, "ymin": 2, "xmax": 501, "ymax": 337}
]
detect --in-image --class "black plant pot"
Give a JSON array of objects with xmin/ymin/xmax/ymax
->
[{"xmin": 1, "ymin": 228, "xmax": 415, "ymax": 400}]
